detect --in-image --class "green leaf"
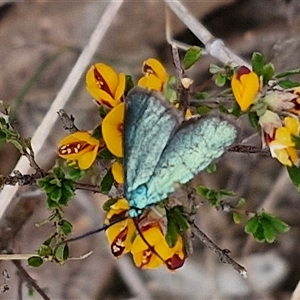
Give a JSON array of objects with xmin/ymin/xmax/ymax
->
[
  {"xmin": 47, "ymin": 197, "xmax": 58, "ymax": 209},
  {"xmin": 194, "ymin": 92, "xmax": 209, "ymax": 100},
  {"xmin": 66, "ymin": 166, "xmax": 85, "ymax": 180},
  {"xmin": 209, "ymin": 64, "xmax": 222, "ymax": 74},
  {"xmin": 91, "ymin": 125, "xmax": 102, "ymax": 140},
  {"xmin": 205, "ymin": 163, "xmax": 216, "ymax": 173},
  {"xmin": 98, "ymin": 148, "xmax": 115, "ymax": 160},
  {"xmin": 166, "ymin": 219, "xmax": 178, "ymax": 248},
  {"xmin": 50, "ymin": 187, "xmax": 62, "ymax": 202},
  {"xmin": 248, "ymin": 111, "xmax": 260, "ymax": 130},
  {"xmin": 233, "ymin": 212, "xmax": 242, "ymax": 224},
  {"xmin": 215, "ymin": 74, "xmax": 226, "ymax": 87},
  {"xmin": 287, "ymin": 165, "xmax": 300, "ymax": 192},
  {"xmin": 196, "ymin": 105, "xmax": 211, "ymax": 115},
  {"xmin": 278, "ymin": 80, "xmax": 300, "ymax": 89},
  {"xmin": 183, "ymin": 46, "xmax": 202, "ymax": 69},
  {"xmin": 245, "ymin": 216, "xmax": 259, "ymax": 234},
  {"xmin": 28, "ymin": 256, "xmax": 43, "ymax": 267},
  {"xmin": 49, "ymin": 178, "xmax": 62, "ymax": 187},
  {"xmin": 262, "ymin": 62, "xmax": 275, "ymax": 82},
  {"xmin": 261, "ymin": 212, "xmax": 290, "ymax": 233},
  {"xmin": 124, "ymin": 75, "xmax": 135, "ymax": 96},
  {"xmin": 251, "ymin": 52, "xmax": 264, "ymax": 75},
  {"xmin": 38, "ymin": 244, "xmax": 52, "ymax": 257},
  {"xmin": 164, "ymin": 75, "xmax": 178, "ymax": 103},
  {"xmin": 253, "ymin": 223, "xmax": 266, "ymax": 243},
  {"xmin": 59, "ymin": 220, "xmax": 73, "ymax": 235},
  {"xmin": 292, "ymin": 134, "xmax": 300, "ymax": 149},
  {"xmin": 100, "ymin": 169, "xmax": 114, "ymax": 194},
  {"xmin": 54, "ymin": 244, "xmax": 69, "ymax": 262},
  {"xmin": 102, "ymin": 198, "xmax": 119, "ymax": 212},
  {"xmin": 276, "ymin": 68, "xmax": 300, "ymax": 78},
  {"xmin": 236, "ymin": 198, "xmax": 246, "ymax": 208},
  {"xmin": 230, "ymin": 102, "xmax": 243, "ymax": 117},
  {"xmin": 260, "ymin": 219, "xmax": 276, "ymax": 243},
  {"xmin": 0, "ymin": 130, "xmax": 6, "ymax": 140},
  {"xmin": 53, "ymin": 167, "xmax": 64, "ymax": 179}
]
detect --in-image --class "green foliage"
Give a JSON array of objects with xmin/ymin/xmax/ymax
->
[
  {"xmin": 183, "ymin": 46, "xmax": 202, "ymax": 69},
  {"xmin": 276, "ymin": 68, "xmax": 300, "ymax": 78},
  {"xmin": 251, "ymin": 52, "xmax": 275, "ymax": 84},
  {"xmin": 54, "ymin": 244, "xmax": 69, "ymax": 263},
  {"xmin": 196, "ymin": 185, "xmax": 235, "ymax": 207},
  {"xmin": 196, "ymin": 105, "xmax": 211, "ymax": 115},
  {"xmin": 102, "ymin": 198, "xmax": 119, "ymax": 212},
  {"xmin": 248, "ymin": 111, "xmax": 260, "ymax": 130},
  {"xmin": 245, "ymin": 211, "xmax": 290, "ymax": 243},
  {"xmin": 277, "ymin": 80, "xmax": 300, "ymax": 89},
  {"xmin": 97, "ymin": 148, "xmax": 115, "ymax": 160},
  {"xmin": 215, "ymin": 74, "xmax": 227, "ymax": 87},
  {"xmin": 38, "ymin": 166, "xmax": 75, "ymax": 209},
  {"xmin": 287, "ymin": 165, "xmax": 300, "ymax": 193},
  {"xmin": 166, "ymin": 206, "xmax": 190, "ymax": 248},
  {"xmin": 124, "ymin": 75, "xmax": 134, "ymax": 96},
  {"xmin": 28, "ymin": 256, "xmax": 44, "ymax": 267},
  {"xmin": 194, "ymin": 91, "xmax": 209, "ymax": 100},
  {"xmin": 100, "ymin": 169, "xmax": 114, "ymax": 193},
  {"xmin": 204, "ymin": 163, "xmax": 217, "ymax": 173},
  {"xmin": 164, "ymin": 75, "xmax": 178, "ymax": 103}
]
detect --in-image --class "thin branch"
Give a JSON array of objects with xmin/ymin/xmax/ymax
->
[
  {"xmin": 57, "ymin": 109, "xmax": 79, "ymax": 133},
  {"xmin": 12, "ymin": 260, "xmax": 51, "ymax": 300},
  {"xmin": 192, "ymin": 223, "xmax": 247, "ymax": 277},
  {"xmin": 164, "ymin": 0, "xmax": 250, "ymax": 68},
  {"xmin": 229, "ymin": 144, "xmax": 270, "ymax": 156}
]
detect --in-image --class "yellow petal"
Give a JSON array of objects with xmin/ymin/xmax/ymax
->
[
  {"xmin": 142, "ymin": 58, "xmax": 168, "ymax": 83},
  {"xmin": 138, "ymin": 74, "xmax": 163, "ymax": 91},
  {"xmin": 112, "ymin": 161, "xmax": 124, "ymax": 184},
  {"xmin": 284, "ymin": 116, "xmax": 299, "ymax": 136},
  {"xmin": 231, "ymin": 68, "xmax": 259, "ymax": 111},
  {"xmin": 275, "ymin": 127, "xmax": 294, "ymax": 147},
  {"xmin": 102, "ymin": 103, "xmax": 124, "ymax": 157},
  {"xmin": 274, "ymin": 149, "xmax": 292, "ymax": 166}
]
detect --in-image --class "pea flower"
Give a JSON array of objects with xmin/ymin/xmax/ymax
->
[
  {"xmin": 105, "ymin": 199, "xmax": 135, "ymax": 257},
  {"xmin": 86, "ymin": 63, "xmax": 126, "ymax": 108},
  {"xmin": 138, "ymin": 58, "xmax": 168, "ymax": 91},
  {"xmin": 104, "ymin": 199, "xmax": 186, "ymax": 270},
  {"xmin": 266, "ymin": 116, "xmax": 299, "ymax": 166},
  {"xmin": 231, "ymin": 66, "xmax": 260, "ymax": 111},
  {"xmin": 57, "ymin": 131, "xmax": 101, "ymax": 170},
  {"xmin": 131, "ymin": 223, "xmax": 186, "ymax": 270}
]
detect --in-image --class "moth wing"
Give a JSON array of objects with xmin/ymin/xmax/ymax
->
[
  {"xmin": 123, "ymin": 87, "xmax": 183, "ymax": 197},
  {"xmin": 144, "ymin": 116, "xmax": 238, "ymax": 206}
]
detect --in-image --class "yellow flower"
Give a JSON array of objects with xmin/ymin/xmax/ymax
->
[
  {"xmin": 102, "ymin": 103, "xmax": 124, "ymax": 157},
  {"xmin": 131, "ymin": 224, "xmax": 186, "ymax": 270},
  {"xmin": 57, "ymin": 131, "xmax": 101, "ymax": 170},
  {"xmin": 86, "ymin": 63, "xmax": 126, "ymax": 108},
  {"xmin": 231, "ymin": 66, "xmax": 260, "ymax": 111},
  {"xmin": 138, "ymin": 58, "xmax": 168, "ymax": 91},
  {"xmin": 105, "ymin": 199, "xmax": 135, "ymax": 257},
  {"xmin": 268, "ymin": 116, "xmax": 299, "ymax": 166},
  {"xmin": 111, "ymin": 161, "xmax": 124, "ymax": 184}
]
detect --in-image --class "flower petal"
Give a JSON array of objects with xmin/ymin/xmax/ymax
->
[{"xmin": 102, "ymin": 103, "xmax": 124, "ymax": 157}]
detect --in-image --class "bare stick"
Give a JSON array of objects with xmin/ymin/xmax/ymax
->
[
  {"xmin": 12, "ymin": 260, "xmax": 51, "ymax": 300},
  {"xmin": 192, "ymin": 223, "xmax": 247, "ymax": 277},
  {"xmin": 164, "ymin": 0, "xmax": 250, "ymax": 68}
]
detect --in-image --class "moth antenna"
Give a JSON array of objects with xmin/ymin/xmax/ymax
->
[
  {"xmin": 133, "ymin": 218, "xmax": 167, "ymax": 268},
  {"xmin": 55, "ymin": 215, "xmax": 128, "ymax": 247}
]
